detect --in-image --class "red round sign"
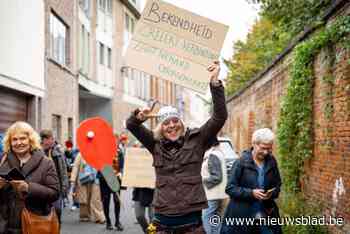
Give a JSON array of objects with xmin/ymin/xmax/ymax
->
[{"xmin": 77, "ymin": 117, "xmax": 116, "ymax": 170}]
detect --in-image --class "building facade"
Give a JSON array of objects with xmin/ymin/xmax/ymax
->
[
  {"xmin": 0, "ymin": 0, "xmax": 45, "ymax": 133},
  {"xmin": 0, "ymin": 0, "xmax": 187, "ymax": 145},
  {"xmin": 113, "ymin": 0, "xmax": 183, "ymax": 136},
  {"xmin": 42, "ymin": 0, "xmax": 79, "ymax": 143},
  {"xmin": 77, "ymin": 0, "xmax": 115, "ymax": 130}
]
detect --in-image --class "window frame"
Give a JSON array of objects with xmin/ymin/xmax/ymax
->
[
  {"xmin": 79, "ymin": 0, "xmax": 91, "ymax": 17},
  {"xmin": 107, "ymin": 47, "xmax": 112, "ymax": 69},
  {"xmin": 106, "ymin": 0, "xmax": 112, "ymax": 15},
  {"xmin": 50, "ymin": 11, "xmax": 68, "ymax": 66},
  {"xmin": 99, "ymin": 0, "xmax": 106, "ymax": 11},
  {"xmin": 99, "ymin": 42, "xmax": 105, "ymax": 65}
]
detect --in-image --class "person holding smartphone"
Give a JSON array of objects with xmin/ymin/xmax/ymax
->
[
  {"xmin": 0, "ymin": 121, "xmax": 60, "ymax": 233},
  {"xmin": 221, "ymin": 128, "xmax": 282, "ymax": 234}
]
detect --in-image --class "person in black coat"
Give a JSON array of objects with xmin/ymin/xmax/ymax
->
[
  {"xmin": 221, "ymin": 128, "xmax": 282, "ymax": 234},
  {"xmin": 132, "ymin": 188, "xmax": 154, "ymax": 233}
]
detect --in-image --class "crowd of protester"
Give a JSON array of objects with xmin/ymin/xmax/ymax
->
[{"xmin": 0, "ymin": 61, "xmax": 282, "ymax": 234}]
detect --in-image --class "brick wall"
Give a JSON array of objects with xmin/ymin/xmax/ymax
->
[
  {"xmin": 42, "ymin": 0, "xmax": 78, "ymax": 144},
  {"xmin": 223, "ymin": 6, "xmax": 350, "ymax": 234}
]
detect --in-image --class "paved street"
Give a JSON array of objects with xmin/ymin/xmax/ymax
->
[{"xmin": 61, "ymin": 188, "xmax": 143, "ymax": 234}]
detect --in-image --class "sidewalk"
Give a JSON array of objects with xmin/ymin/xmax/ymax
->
[{"xmin": 61, "ymin": 188, "xmax": 143, "ymax": 234}]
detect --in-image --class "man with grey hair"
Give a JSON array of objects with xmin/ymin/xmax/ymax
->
[{"xmin": 221, "ymin": 128, "xmax": 282, "ymax": 234}]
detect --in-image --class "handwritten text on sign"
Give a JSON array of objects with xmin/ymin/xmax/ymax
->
[{"xmin": 125, "ymin": 0, "xmax": 228, "ymax": 94}]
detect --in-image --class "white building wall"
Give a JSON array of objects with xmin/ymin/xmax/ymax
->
[{"xmin": 0, "ymin": 0, "xmax": 45, "ymax": 96}]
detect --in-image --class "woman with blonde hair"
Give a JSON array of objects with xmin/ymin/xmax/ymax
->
[
  {"xmin": 126, "ymin": 61, "xmax": 227, "ymax": 233},
  {"xmin": 0, "ymin": 121, "xmax": 60, "ymax": 233}
]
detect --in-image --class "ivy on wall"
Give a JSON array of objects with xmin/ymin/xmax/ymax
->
[{"xmin": 277, "ymin": 16, "xmax": 350, "ymax": 194}]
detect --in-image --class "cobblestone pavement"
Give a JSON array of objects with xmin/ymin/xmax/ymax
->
[{"xmin": 61, "ymin": 188, "xmax": 144, "ymax": 234}]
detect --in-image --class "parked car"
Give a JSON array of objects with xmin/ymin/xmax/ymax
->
[{"xmin": 218, "ymin": 137, "xmax": 239, "ymax": 172}]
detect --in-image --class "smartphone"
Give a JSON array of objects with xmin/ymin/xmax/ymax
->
[
  {"xmin": 265, "ymin": 187, "xmax": 276, "ymax": 194},
  {"xmin": 7, "ymin": 168, "xmax": 25, "ymax": 181}
]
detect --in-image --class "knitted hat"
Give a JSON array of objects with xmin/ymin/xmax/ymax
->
[{"xmin": 157, "ymin": 106, "xmax": 181, "ymax": 124}]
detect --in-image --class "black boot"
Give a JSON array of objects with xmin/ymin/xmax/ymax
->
[
  {"xmin": 106, "ymin": 222, "xmax": 114, "ymax": 230},
  {"xmin": 115, "ymin": 222, "xmax": 124, "ymax": 231}
]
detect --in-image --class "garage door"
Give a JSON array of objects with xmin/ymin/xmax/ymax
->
[{"xmin": 0, "ymin": 86, "xmax": 28, "ymax": 133}]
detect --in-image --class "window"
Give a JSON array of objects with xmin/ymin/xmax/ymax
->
[
  {"xmin": 50, "ymin": 12, "xmax": 67, "ymax": 65},
  {"xmin": 52, "ymin": 114, "xmax": 62, "ymax": 143},
  {"xmin": 99, "ymin": 42, "xmax": 104, "ymax": 65},
  {"xmin": 138, "ymin": 72, "xmax": 150, "ymax": 100},
  {"xmin": 125, "ymin": 13, "xmax": 130, "ymax": 33},
  {"xmin": 124, "ymin": 13, "xmax": 135, "ymax": 53},
  {"xmin": 136, "ymin": 71, "xmax": 142, "ymax": 98},
  {"xmin": 99, "ymin": 0, "xmax": 106, "ymax": 11},
  {"xmin": 80, "ymin": 25, "xmax": 85, "ymax": 70},
  {"xmin": 130, "ymin": 17, "xmax": 135, "ymax": 34},
  {"xmin": 107, "ymin": 47, "xmax": 112, "ymax": 68},
  {"xmin": 68, "ymin": 118, "xmax": 73, "ymax": 140},
  {"xmin": 144, "ymin": 74, "xmax": 151, "ymax": 100},
  {"xmin": 129, "ymin": 69, "xmax": 135, "ymax": 96},
  {"xmin": 87, "ymin": 32, "xmax": 90, "ymax": 71},
  {"xmin": 79, "ymin": 0, "xmax": 90, "ymax": 17},
  {"xmin": 122, "ymin": 67, "xmax": 129, "ymax": 94},
  {"xmin": 123, "ymin": 68, "xmax": 151, "ymax": 99},
  {"xmin": 80, "ymin": 25, "xmax": 90, "ymax": 74},
  {"xmin": 99, "ymin": 0, "xmax": 111, "ymax": 13},
  {"xmin": 107, "ymin": 0, "xmax": 112, "ymax": 14},
  {"xmin": 124, "ymin": 13, "xmax": 135, "ymax": 35}
]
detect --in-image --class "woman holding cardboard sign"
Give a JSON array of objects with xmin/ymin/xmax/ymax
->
[{"xmin": 126, "ymin": 61, "xmax": 227, "ymax": 233}]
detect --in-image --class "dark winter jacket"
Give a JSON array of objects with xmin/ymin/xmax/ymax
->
[
  {"xmin": 0, "ymin": 150, "xmax": 60, "ymax": 234},
  {"xmin": 126, "ymin": 82, "xmax": 227, "ymax": 215},
  {"xmin": 221, "ymin": 149, "xmax": 282, "ymax": 234},
  {"xmin": 46, "ymin": 143, "xmax": 69, "ymax": 196}
]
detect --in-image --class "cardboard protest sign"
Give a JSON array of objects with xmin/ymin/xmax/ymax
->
[
  {"xmin": 125, "ymin": 0, "xmax": 228, "ymax": 94},
  {"xmin": 122, "ymin": 147, "xmax": 155, "ymax": 188}
]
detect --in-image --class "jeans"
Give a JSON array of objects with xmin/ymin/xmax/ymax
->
[{"xmin": 202, "ymin": 199, "xmax": 222, "ymax": 234}]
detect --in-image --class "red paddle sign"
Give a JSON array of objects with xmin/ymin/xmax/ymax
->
[{"xmin": 77, "ymin": 117, "xmax": 116, "ymax": 170}]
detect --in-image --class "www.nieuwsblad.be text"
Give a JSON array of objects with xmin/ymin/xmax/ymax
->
[{"xmin": 209, "ymin": 215, "xmax": 345, "ymax": 227}]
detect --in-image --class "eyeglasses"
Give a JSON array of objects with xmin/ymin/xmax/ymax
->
[
  {"xmin": 162, "ymin": 118, "xmax": 180, "ymax": 126},
  {"xmin": 256, "ymin": 143, "xmax": 272, "ymax": 154}
]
